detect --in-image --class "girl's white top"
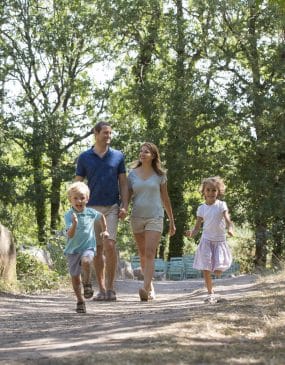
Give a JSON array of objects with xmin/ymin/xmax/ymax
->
[{"xmin": 197, "ymin": 199, "xmax": 228, "ymax": 241}]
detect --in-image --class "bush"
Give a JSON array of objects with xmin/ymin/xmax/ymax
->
[{"xmin": 16, "ymin": 251, "xmax": 61, "ymax": 293}]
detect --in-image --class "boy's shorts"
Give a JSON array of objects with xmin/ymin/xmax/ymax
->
[
  {"xmin": 67, "ymin": 249, "xmax": 95, "ymax": 277},
  {"xmin": 91, "ymin": 204, "xmax": 119, "ymax": 245},
  {"xmin": 130, "ymin": 217, "xmax": 164, "ymax": 234}
]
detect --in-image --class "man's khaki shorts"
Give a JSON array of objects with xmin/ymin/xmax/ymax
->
[{"xmin": 91, "ymin": 204, "xmax": 119, "ymax": 246}]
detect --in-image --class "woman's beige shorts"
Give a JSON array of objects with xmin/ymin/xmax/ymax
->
[{"xmin": 130, "ymin": 217, "xmax": 163, "ymax": 234}]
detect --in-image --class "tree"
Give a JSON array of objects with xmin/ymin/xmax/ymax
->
[{"xmin": 1, "ymin": 0, "xmax": 115, "ymax": 242}]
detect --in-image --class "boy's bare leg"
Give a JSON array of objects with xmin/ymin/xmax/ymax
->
[
  {"xmin": 81, "ymin": 257, "xmax": 92, "ymax": 285},
  {"xmin": 71, "ymin": 275, "xmax": 83, "ymax": 302}
]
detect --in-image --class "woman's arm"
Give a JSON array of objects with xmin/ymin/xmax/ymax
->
[{"xmin": 160, "ymin": 183, "xmax": 176, "ymax": 236}]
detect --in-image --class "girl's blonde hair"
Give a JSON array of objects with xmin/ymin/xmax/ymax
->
[
  {"xmin": 199, "ymin": 176, "xmax": 226, "ymax": 198},
  {"xmin": 131, "ymin": 142, "xmax": 165, "ymax": 176},
  {"xmin": 67, "ymin": 181, "xmax": 90, "ymax": 199}
]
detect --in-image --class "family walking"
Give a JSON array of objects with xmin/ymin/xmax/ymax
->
[{"xmin": 63, "ymin": 122, "xmax": 234, "ymax": 313}]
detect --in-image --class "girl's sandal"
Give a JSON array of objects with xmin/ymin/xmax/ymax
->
[{"xmin": 76, "ymin": 302, "xmax": 86, "ymax": 313}]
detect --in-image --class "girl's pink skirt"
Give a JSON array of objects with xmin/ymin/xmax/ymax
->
[{"xmin": 193, "ymin": 236, "xmax": 232, "ymax": 272}]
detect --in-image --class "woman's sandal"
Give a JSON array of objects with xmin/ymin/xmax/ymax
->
[
  {"xmin": 76, "ymin": 301, "xmax": 86, "ymax": 313},
  {"xmin": 83, "ymin": 284, "xmax": 94, "ymax": 299},
  {"xmin": 139, "ymin": 288, "xmax": 149, "ymax": 301}
]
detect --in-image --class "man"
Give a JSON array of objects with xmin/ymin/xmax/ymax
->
[{"xmin": 75, "ymin": 121, "xmax": 128, "ymax": 301}]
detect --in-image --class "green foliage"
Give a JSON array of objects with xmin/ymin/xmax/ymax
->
[
  {"xmin": 47, "ymin": 233, "xmax": 69, "ymax": 277},
  {"xmin": 230, "ymin": 228, "xmax": 256, "ymax": 274},
  {"xmin": 0, "ymin": 0, "xmax": 284, "ymax": 269},
  {"xmin": 16, "ymin": 251, "xmax": 61, "ymax": 293}
]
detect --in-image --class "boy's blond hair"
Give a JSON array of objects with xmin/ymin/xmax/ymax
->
[
  {"xmin": 67, "ymin": 181, "xmax": 90, "ymax": 199},
  {"xmin": 199, "ymin": 176, "xmax": 226, "ymax": 198}
]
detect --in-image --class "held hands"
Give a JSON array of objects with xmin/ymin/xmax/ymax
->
[
  {"xmin": 169, "ymin": 221, "xmax": 176, "ymax": 236},
  {"xmin": 118, "ymin": 207, "xmax": 127, "ymax": 220},
  {"xmin": 100, "ymin": 230, "xmax": 110, "ymax": 239},
  {"xmin": 184, "ymin": 229, "xmax": 193, "ymax": 238}
]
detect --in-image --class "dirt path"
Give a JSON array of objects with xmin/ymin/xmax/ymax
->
[{"xmin": 1, "ymin": 274, "xmax": 284, "ymax": 365}]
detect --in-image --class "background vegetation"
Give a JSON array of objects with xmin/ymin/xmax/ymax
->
[{"xmin": 0, "ymin": 0, "xmax": 284, "ymax": 285}]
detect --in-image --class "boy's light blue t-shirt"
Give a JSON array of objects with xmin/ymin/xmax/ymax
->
[
  {"xmin": 128, "ymin": 169, "xmax": 167, "ymax": 218},
  {"xmin": 64, "ymin": 207, "xmax": 102, "ymax": 255}
]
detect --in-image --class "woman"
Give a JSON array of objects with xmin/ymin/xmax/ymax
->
[{"xmin": 128, "ymin": 142, "xmax": 176, "ymax": 301}]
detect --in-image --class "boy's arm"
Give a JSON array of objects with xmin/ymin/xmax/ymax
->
[
  {"xmin": 224, "ymin": 210, "xmax": 234, "ymax": 236},
  {"xmin": 66, "ymin": 213, "xmax": 78, "ymax": 238},
  {"xmin": 185, "ymin": 216, "xmax": 203, "ymax": 238}
]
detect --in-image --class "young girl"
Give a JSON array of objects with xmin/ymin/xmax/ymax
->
[
  {"xmin": 185, "ymin": 176, "xmax": 234, "ymax": 303},
  {"xmin": 64, "ymin": 182, "xmax": 109, "ymax": 313}
]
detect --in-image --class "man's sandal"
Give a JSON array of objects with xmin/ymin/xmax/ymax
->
[
  {"xmin": 76, "ymin": 302, "xmax": 86, "ymax": 313},
  {"xmin": 93, "ymin": 291, "xmax": 106, "ymax": 301},
  {"xmin": 83, "ymin": 284, "xmax": 94, "ymax": 299},
  {"xmin": 106, "ymin": 289, "xmax": 117, "ymax": 301}
]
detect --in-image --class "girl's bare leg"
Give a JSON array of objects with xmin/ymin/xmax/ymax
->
[
  {"xmin": 203, "ymin": 270, "xmax": 214, "ymax": 294},
  {"xmin": 214, "ymin": 270, "xmax": 222, "ymax": 278}
]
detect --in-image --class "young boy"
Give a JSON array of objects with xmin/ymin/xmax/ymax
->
[{"xmin": 64, "ymin": 181, "xmax": 109, "ymax": 313}]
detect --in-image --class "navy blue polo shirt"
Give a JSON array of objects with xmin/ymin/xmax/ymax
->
[{"xmin": 76, "ymin": 147, "xmax": 126, "ymax": 206}]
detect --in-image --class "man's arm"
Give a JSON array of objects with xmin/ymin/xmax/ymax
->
[
  {"xmin": 118, "ymin": 173, "xmax": 128, "ymax": 219},
  {"xmin": 74, "ymin": 176, "xmax": 84, "ymax": 182}
]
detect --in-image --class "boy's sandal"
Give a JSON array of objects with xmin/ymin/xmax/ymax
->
[
  {"xmin": 76, "ymin": 302, "xmax": 86, "ymax": 313},
  {"xmin": 83, "ymin": 284, "xmax": 94, "ymax": 299},
  {"xmin": 93, "ymin": 291, "xmax": 106, "ymax": 301}
]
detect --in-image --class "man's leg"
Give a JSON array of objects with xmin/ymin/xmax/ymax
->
[
  {"xmin": 104, "ymin": 238, "xmax": 117, "ymax": 291},
  {"xmin": 93, "ymin": 244, "xmax": 106, "ymax": 294}
]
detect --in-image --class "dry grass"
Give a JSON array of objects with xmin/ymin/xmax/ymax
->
[
  {"xmin": 1, "ymin": 271, "xmax": 285, "ymax": 365},
  {"xmin": 55, "ymin": 272, "xmax": 285, "ymax": 365}
]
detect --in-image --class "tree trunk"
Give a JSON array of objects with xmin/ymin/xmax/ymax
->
[
  {"xmin": 254, "ymin": 223, "xmax": 267, "ymax": 269},
  {"xmin": 50, "ymin": 158, "xmax": 62, "ymax": 232},
  {"xmin": 32, "ymin": 155, "xmax": 47, "ymax": 244}
]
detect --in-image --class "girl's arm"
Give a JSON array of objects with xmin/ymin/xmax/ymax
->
[
  {"xmin": 67, "ymin": 213, "xmax": 78, "ymax": 238},
  {"xmin": 160, "ymin": 183, "xmax": 176, "ymax": 236},
  {"xmin": 185, "ymin": 216, "xmax": 203, "ymax": 238},
  {"xmin": 224, "ymin": 210, "xmax": 234, "ymax": 236},
  {"xmin": 99, "ymin": 214, "xmax": 109, "ymax": 239}
]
